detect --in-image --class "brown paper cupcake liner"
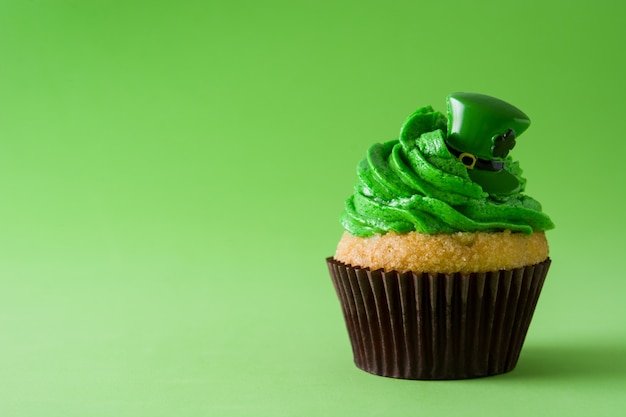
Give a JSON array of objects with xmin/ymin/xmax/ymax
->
[{"xmin": 326, "ymin": 257, "xmax": 551, "ymax": 380}]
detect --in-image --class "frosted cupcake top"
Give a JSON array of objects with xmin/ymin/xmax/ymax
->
[{"xmin": 340, "ymin": 93, "xmax": 554, "ymax": 237}]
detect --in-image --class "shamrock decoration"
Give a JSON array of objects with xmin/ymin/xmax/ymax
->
[{"xmin": 492, "ymin": 129, "xmax": 516, "ymax": 158}]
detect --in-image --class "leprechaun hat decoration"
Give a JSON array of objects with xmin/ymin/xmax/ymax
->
[{"xmin": 445, "ymin": 92, "xmax": 530, "ymax": 195}]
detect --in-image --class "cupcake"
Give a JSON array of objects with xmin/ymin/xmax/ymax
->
[{"xmin": 326, "ymin": 93, "xmax": 554, "ymax": 380}]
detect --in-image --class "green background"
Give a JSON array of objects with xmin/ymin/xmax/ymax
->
[{"xmin": 1, "ymin": 0, "xmax": 625, "ymax": 416}]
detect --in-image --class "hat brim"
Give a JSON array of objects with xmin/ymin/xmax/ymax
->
[{"xmin": 468, "ymin": 168, "xmax": 521, "ymax": 195}]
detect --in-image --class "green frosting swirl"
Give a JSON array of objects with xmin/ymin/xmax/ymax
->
[{"xmin": 340, "ymin": 106, "xmax": 554, "ymax": 236}]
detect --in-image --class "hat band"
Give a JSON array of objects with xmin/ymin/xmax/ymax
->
[{"xmin": 447, "ymin": 146, "xmax": 504, "ymax": 172}]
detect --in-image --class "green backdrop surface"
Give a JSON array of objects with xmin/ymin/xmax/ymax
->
[{"xmin": 0, "ymin": 1, "xmax": 625, "ymax": 416}]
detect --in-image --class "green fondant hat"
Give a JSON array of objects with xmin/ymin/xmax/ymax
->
[
  {"xmin": 446, "ymin": 92, "xmax": 530, "ymax": 160},
  {"xmin": 445, "ymin": 92, "xmax": 531, "ymax": 195}
]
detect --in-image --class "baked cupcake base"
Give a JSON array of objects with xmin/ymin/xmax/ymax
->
[
  {"xmin": 335, "ymin": 230, "xmax": 549, "ymax": 274},
  {"xmin": 327, "ymin": 257, "xmax": 551, "ymax": 380}
]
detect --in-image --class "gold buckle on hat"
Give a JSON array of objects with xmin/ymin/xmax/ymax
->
[{"xmin": 458, "ymin": 152, "xmax": 477, "ymax": 169}]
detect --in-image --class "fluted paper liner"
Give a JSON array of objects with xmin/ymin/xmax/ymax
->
[{"xmin": 326, "ymin": 257, "xmax": 551, "ymax": 380}]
